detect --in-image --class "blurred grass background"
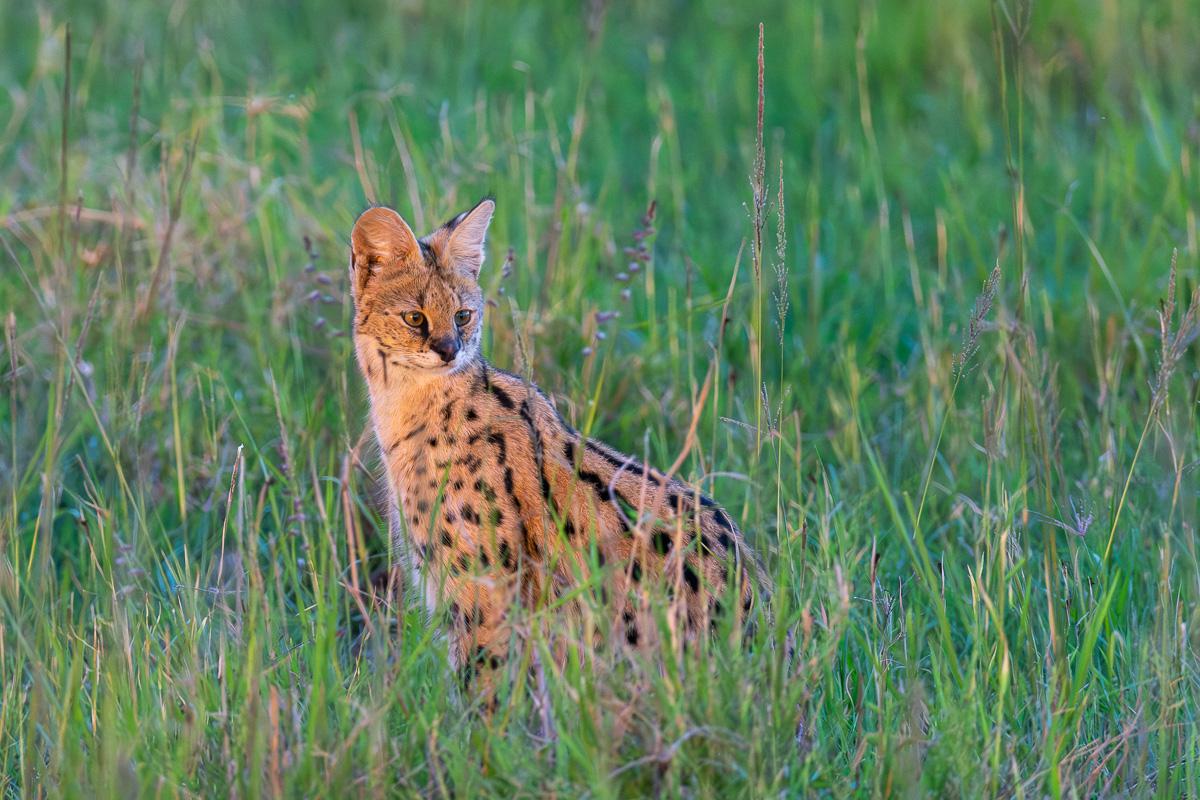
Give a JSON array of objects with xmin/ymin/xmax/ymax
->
[{"xmin": 2, "ymin": 0, "xmax": 1200, "ymax": 796}]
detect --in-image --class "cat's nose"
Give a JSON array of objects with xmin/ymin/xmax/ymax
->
[{"xmin": 429, "ymin": 336, "xmax": 460, "ymax": 363}]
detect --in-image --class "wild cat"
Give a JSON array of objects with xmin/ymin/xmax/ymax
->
[{"xmin": 349, "ymin": 199, "xmax": 766, "ymax": 690}]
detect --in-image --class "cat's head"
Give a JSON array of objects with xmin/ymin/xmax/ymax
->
[{"xmin": 349, "ymin": 199, "xmax": 494, "ymax": 376}]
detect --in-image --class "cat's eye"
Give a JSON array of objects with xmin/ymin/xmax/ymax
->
[
  {"xmin": 454, "ymin": 309, "xmax": 473, "ymax": 326},
  {"xmin": 401, "ymin": 310, "xmax": 426, "ymax": 328}
]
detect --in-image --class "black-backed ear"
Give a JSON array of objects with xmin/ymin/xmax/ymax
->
[
  {"xmin": 350, "ymin": 206, "xmax": 420, "ymax": 298},
  {"xmin": 442, "ymin": 198, "xmax": 495, "ymax": 278}
]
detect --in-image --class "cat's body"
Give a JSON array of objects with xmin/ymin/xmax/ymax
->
[{"xmin": 350, "ymin": 201, "xmax": 765, "ymax": 685}]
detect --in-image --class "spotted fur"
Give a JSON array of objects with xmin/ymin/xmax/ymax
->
[{"xmin": 350, "ymin": 201, "xmax": 767, "ymax": 691}]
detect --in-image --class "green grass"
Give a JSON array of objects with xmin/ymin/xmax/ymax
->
[{"xmin": 3, "ymin": 0, "xmax": 1200, "ymax": 795}]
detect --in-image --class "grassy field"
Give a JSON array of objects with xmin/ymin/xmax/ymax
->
[{"xmin": 3, "ymin": 0, "xmax": 1200, "ymax": 796}]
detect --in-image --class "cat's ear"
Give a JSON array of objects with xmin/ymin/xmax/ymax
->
[
  {"xmin": 442, "ymin": 198, "xmax": 495, "ymax": 278},
  {"xmin": 350, "ymin": 206, "xmax": 420, "ymax": 296}
]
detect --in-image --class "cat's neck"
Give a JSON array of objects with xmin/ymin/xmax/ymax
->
[
  {"xmin": 365, "ymin": 356, "xmax": 484, "ymax": 436},
  {"xmin": 367, "ymin": 357, "xmax": 482, "ymax": 400}
]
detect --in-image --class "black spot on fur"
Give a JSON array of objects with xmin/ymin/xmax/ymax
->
[
  {"xmin": 498, "ymin": 541, "xmax": 514, "ymax": 569},
  {"xmin": 519, "ymin": 399, "xmax": 536, "ymax": 428},
  {"xmin": 625, "ymin": 625, "xmax": 640, "ymax": 646},
  {"xmin": 629, "ymin": 560, "xmax": 642, "ymax": 583},
  {"xmin": 575, "ymin": 468, "xmax": 633, "ymax": 534},
  {"xmin": 441, "ymin": 401, "xmax": 454, "ymax": 425},
  {"xmin": 488, "ymin": 381, "xmax": 515, "ymax": 410},
  {"xmin": 486, "ymin": 431, "xmax": 507, "ymax": 462},
  {"xmin": 465, "ymin": 645, "xmax": 504, "ymax": 672},
  {"xmin": 427, "ymin": 438, "xmax": 438, "ymax": 449},
  {"xmin": 417, "ymin": 499, "xmax": 429, "ymax": 513},
  {"xmin": 489, "ymin": 508, "xmax": 503, "ymax": 526},
  {"xmin": 465, "ymin": 407, "xmax": 478, "ymax": 421},
  {"xmin": 683, "ymin": 563, "xmax": 700, "ymax": 592},
  {"xmin": 578, "ymin": 469, "xmax": 613, "ymax": 500},
  {"xmin": 652, "ymin": 531, "xmax": 674, "ymax": 555},
  {"xmin": 440, "ymin": 529, "xmax": 453, "ymax": 548},
  {"xmin": 472, "ymin": 647, "xmax": 501, "ymax": 671},
  {"xmin": 521, "ymin": 522, "xmax": 540, "ymax": 559},
  {"xmin": 405, "ymin": 424, "xmax": 427, "ymax": 441}
]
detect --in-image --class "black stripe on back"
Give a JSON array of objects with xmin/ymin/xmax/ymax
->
[{"xmin": 584, "ymin": 440, "xmax": 662, "ymax": 485}]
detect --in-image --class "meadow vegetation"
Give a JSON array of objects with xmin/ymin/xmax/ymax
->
[{"xmin": 2, "ymin": 0, "xmax": 1200, "ymax": 795}]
